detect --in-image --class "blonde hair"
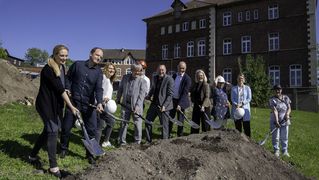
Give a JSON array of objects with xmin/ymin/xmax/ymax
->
[
  {"xmin": 195, "ymin": 69, "xmax": 207, "ymax": 83},
  {"xmin": 103, "ymin": 62, "xmax": 117, "ymax": 83}
]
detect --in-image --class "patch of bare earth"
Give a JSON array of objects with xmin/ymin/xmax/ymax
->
[{"xmin": 66, "ymin": 129, "xmax": 310, "ymax": 180}]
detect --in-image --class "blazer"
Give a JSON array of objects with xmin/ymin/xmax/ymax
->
[
  {"xmin": 231, "ymin": 85, "xmax": 252, "ymax": 121},
  {"xmin": 116, "ymin": 74, "xmax": 147, "ymax": 114},
  {"xmin": 191, "ymin": 82, "xmax": 211, "ymax": 108},
  {"xmin": 172, "ymin": 73, "xmax": 192, "ymax": 109},
  {"xmin": 148, "ymin": 74, "xmax": 174, "ymax": 111}
]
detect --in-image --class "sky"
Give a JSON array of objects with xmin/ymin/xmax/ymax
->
[{"xmin": 0, "ymin": 0, "xmax": 318, "ymax": 60}]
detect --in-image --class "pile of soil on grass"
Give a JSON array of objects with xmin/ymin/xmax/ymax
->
[
  {"xmin": 66, "ymin": 129, "xmax": 311, "ymax": 180},
  {"xmin": 0, "ymin": 59, "xmax": 38, "ymax": 105}
]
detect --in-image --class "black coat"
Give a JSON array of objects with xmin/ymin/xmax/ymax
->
[{"xmin": 36, "ymin": 64, "xmax": 65, "ymax": 126}]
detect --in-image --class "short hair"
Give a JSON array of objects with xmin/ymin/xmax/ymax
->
[
  {"xmin": 131, "ymin": 63, "xmax": 142, "ymax": 72},
  {"xmin": 195, "ymin": 69, "xmax": 207, "ymax": 83},
  {"xmin": 90, "ymin": 47, "xmax": 103, "ymax": 54}
]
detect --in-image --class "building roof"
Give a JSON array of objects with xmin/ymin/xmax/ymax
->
[
  {"xmin": 5, "ymin": 49, "xmax": 25, "ymax": 62},
  {"xmin": 102, "ymin": 48, "xmax": 145, "ymax": 60},
  {"xmin": 144, "ymin": 0, "xmax": 244, "ymax": 21}
]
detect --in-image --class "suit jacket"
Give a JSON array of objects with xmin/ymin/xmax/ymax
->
[
  {"xmin": 172, "ymin": 73, "xmax": 192, "ymax": 109},
  {"xmin": 116, "ymin": 74, "xmax": 147, "ymax": 114},
  {"xmin": 191, "ymin": 82, "xmax": 211, "ymax": 108},
  {"xmin": 148, "ymin": 74, "xmax": 174, "ymax": 111},
  {"xmin": 231, "ymin": 85, "xmax": 252, "ymax": 121}
]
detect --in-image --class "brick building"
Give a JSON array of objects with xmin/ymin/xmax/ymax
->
[{"xmin": 143, "ymin": 0, "xmax": 318, "ymax": 111}]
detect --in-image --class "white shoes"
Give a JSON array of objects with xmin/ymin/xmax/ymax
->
[
  {"xmin": 274, "ymin": 150, "xmax": 280, "ymax": 157},
  {"xmin": 102, "ymin": 141, "xmax": 113, "ymax": 148},
  {"xmin": 283, "ymin": 151, "xmax": 290, "ymax": 157}
]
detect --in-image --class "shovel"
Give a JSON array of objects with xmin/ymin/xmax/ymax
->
[
  {"xmin": 259, "ymin": 119, "xmax": 287, "ymax": 146},
  {"xmin": 203, "ymin": 111, "xmax": 224, "ymax": 129},
  {"xmin": 119, "ymin": 103, "xmax": 153, "ymax": 125},
  {"xmin": 76, "ymin": 112, "xmax": 105, "ymax": 157},
  {"xmin": 178, "ymin": 110, "xmax": 200, "ymax": 129}
]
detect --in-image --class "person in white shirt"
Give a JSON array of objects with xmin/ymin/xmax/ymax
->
[
  {"xmin": 96, "ymin": 62, "xmax": 117, "ymax": 147},
  {"xmin": 136, "ymin": 60, "xmax": 150, "ymax": 95}
]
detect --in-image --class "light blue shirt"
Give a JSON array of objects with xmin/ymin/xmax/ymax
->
[{"xmin": 173, "ymin": 73, "xmax": 183, "ymax": 99}]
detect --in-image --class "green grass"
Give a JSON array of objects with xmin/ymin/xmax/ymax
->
[{"xmin": 0, "ymin": 103, "xmax": 318, "ymax": 179}]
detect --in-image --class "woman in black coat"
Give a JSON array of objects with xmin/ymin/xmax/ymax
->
[{"xmin": 28, "ymin": 45, "xmax": 78, "ymax": 177}]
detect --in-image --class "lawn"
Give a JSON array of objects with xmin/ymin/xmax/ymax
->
[{"xmin": 0, "ymin": 103, "xmax": 318, "ymax": 179}]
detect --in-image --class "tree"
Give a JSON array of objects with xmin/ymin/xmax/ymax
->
[
  {"xmin": 65, "ymin": 58, "xmax": 74, "ymax": 68},
  {"xmin": 0, "ymin": 41, "xmax": 8, "ymax": 59},
  {"xmin": 25, "ymin": 48, "xmax": 49, "ymax": 65},
  {"xmin": 241, "ymin": 54, "xmax": 271, "ymax": 107}
]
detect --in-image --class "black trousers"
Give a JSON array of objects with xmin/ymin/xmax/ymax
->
[
  {"xmin": 30, "ymin": 129, "xmax": 58, "ymax": 168},
  {"xmin": 234, "ymin": 119, "xmax": 251, "ymax": 137},
  {"xmin": 191, "ymin": 105, "xmax": 211, "ymax": 134},
  {"xmin": 169, "ymin": 99, "xmax": 185, "ymax": 137}
]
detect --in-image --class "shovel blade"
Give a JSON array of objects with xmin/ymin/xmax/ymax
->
[
  {"xmin": 170, "ymin": 118, "xmax": 183, "ymax": 126},
  {"xmin": 206, "ymin": 119, "xmax": 223, "ymax": 129},
  {"xmin": 82, "ymin": 138, "xmax": 105, "ymax": 157},
  {"xmin": 187, "ymin": 120, "xmax": 200, "ymax": 129}
]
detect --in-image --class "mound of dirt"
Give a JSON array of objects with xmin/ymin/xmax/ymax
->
[
  {"xmin": 68, "ymin": 129, "xmax": 310, "ymax": 180},
  {"xmin": 0, "ymin": 59, "xmax": 38, "ymax": 105}
]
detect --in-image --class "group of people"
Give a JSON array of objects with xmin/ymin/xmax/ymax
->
[{"xmin": 28, "ymin": 44, "xmax": 292, "ymax": 178}]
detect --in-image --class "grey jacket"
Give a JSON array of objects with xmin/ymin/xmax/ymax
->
[
  {"xmin": 148, "ymin": 74, "xmax": 174, "ymax": 111},
  {"xmin": 116, "ymin": 74, "xmax": 147, "ymax": 114}
]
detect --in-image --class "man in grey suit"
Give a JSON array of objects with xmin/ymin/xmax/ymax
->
[
  {"xmin": 145, "ymin": 64, "xmax": 174, "ymax": 143},
  {"xmin": 116, "ymin": 64, "xmax": 147, "ymax": 145}
]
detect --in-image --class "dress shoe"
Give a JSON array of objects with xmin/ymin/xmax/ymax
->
[{"xmin": 48, "ymin": 168, "xmax": 62, "ymax": 178}]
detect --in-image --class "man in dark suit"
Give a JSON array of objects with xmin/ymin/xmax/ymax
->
[
  {"xmin": 169, "ymin": 61, "xmax": 192, "ymax": 137},
  {"xmin": 145, "ymin": 64, "xmax": 174, "ymax": 143}
]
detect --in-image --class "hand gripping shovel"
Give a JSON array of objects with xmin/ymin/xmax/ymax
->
[
  {"xmin": 178, "ymin": 110, "xmax": 200, "ymax": 129},
  {"xmin": 76, "ymin": 112, "xmax": 105, "ymax": 157}
]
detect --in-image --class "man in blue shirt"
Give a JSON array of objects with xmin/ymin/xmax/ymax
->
[{"xmin": 60, "ymin": 47, "xmax": 104, "ymax": 164}]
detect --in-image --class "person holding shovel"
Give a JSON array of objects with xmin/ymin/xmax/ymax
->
[
  {"xmin": 28, "ymin": 45, "xmax": 79, "ymax": 178},
  {"xmin": 269, "ymin": 84, "xmax": 291, "ymax": 157}
]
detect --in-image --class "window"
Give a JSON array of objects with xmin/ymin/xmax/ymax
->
[
  {"xmin": 223, "ymin": 68, "xmax": 232, "ymax": 83},
  {"xmin": 174, "ymin": 43, "xmax": 181, "ymax": 58},
  {"xmin": 176, "ymin": 24, "xmax": 180, "ymax": 33},
  {"xmin": 290, "ymin": 64, "xmax": 302, "ymax": 87},
  {"xmin": 191, "ymin": 20, "xmax": 197, "ymax": 30},
  {"xmin": 182, "ymin": 22, "xmax": 189, "ymax": 31},
  {"xmin": 187, "ymin": 41, "xmax": 194, "ymax": 57},
  {"xmin": 116, "ymin": 68, "xmax": 121, "ymax": 77},
  {"xmin": 161, "ymin": 26, "xmax": 165, "ymax": 35},
  {"xmin": 223, "ymin": 11, "xmax": 232, "ymax": 26},
  {"xmin": 245, "ymin": 11, "xmax": 250, "ymax": 21},
  {"xmin": 269, "ymin": 66, "xmax": 280, "ymax": 86},
  {"xmin": 253, "ymin": 9, "xmax": 259, "ymax": 20},
  {"xmin": 269, "ymin": 33, "xmax": 280, "ymax": 51},
  {"xmin": 223, "ymin": 39, "xmax": 232, "ymax": 55},
  {"xmin": 168, "ymin": 25, "xmax": 172, "ymax": 34},
  {"xmin": 241, "ymin": 36, "xmax": 251, "ymax": 53},
  {"xmin": 199, "ymin": 19, "xmax": 206, "ymax": 29},
  {"xmin": 198, "ymin": 40, "xmax": 206, "ymax": 56},
  {"xmin": 162, "ymin": 45, "xmax": 168, "ymax": 60},
  {"xmin": 126, "ymin": 68, "xmax": 131, "ymax": 74},
  {"xmin": 268, "ymin": 4, "xmax": 279, "ymax": 20},
  {"xmin": 238, "ymin": 12, "xmax": 243, "ymax": 22}
]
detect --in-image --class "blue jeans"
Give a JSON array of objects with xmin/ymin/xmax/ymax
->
[{"xmin": 271, "ymin": 121, "xmax": 289, "ymax": 153}]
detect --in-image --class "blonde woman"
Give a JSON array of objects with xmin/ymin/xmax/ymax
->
[
  {"xmin": 29, "ymin": 45, "xmax": 78, "ymax": 178},
  {"xmin": 96, "ymin": 62, "xmax": 117, "ymax": 147},
  {"xmin": 190, "ymin": 70, "xmax": 211, "ymax": 133}
]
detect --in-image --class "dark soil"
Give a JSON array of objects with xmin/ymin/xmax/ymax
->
[{"xmin": 65, "ymin": 129, "xmax": 311, "ymax": 180}]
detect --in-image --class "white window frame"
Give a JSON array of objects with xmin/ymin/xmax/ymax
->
[
  {"xmin": 269, "ymin": 66, "xmax": 280, "ymax": 86},
  {"xmin": 126, "ymin": 68, "xmax": 131, "ymax": 74},
  {"xmin": 268, "ymin": 4, "xmax": 279, "ymax": 20},
  {"xmin": 168, "ymin": 25, "xmax": 172, "ymax": 34},
  {"xmin": 191, "ymin": 20, "xmax": 197, "ymax": 30},
  {"xmin": 245, "ymin": 11, "xmax": 250, "ymax": 21},
  {"xmin": 223, "ymin": 11, "xmax": 232, "ymax": 26},
  {"xmin": 223, "ymin": 39, "xmax": 232, "ymax": 55},
  {"xmin": 269, "ymin": 32, "xmax": 280, "ymax": 51},
  {"xmin": 198, "ymin": 40, "xmax": 206, "ymax": 56},
  {"xmin": 241, "ymin": 36, "xmax": 251, "ymax": 53},
  {"xmin": 253, "ymin": 9, "xmax": 259, "ymax": 20},
  {"xmin": 238, "ymin": 12, "xmax": 243, "ymax": 22},
  {"xmin": 223, "ymin": 68, "xmax": 232, "ymax": 83},
  {"xmin": 199, "ymin": 19, "xmax": 206, "ymax": 29},
  {"xmin": 162, "ymin": 44, "xmax": 168, "ymax": 60},
  {"xmin": 174, "ymin": 43, "xmax": 181, "ymax": 58},
  {"xmin": 182, "ymin": 22, "xmax": 189, "ymax": 31},
  {"xmin": 161, "ymin": 26, "xmax": 165, "ymax": 35},
  {"xmin": 175, "ymin": 24, "xmax": 180, "ymax": 33},
  {"xmin": 290, "ymin": 64, "xmax": 302, "ymax": 87},
  {"xmin": 187, "ymin": 41, "xmax": 194, "ymax": 57},
  {"xmin": 116, "ymin": 68, "xmax": 121, "ymax": 77}
]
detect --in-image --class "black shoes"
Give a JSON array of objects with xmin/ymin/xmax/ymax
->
[
  {"xmin": 48, "ymin": 169, "xmax": 62, "ymax": 178},
  {"xmin": 59, "ymin": 150, "xmax": 68, "ymax": 159}
]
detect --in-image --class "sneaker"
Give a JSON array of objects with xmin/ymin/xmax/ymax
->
[
  {"xmin": 48, "ymin": 167, "xmax": 62, "ymax": 178},
  {"xmin": 274, "ymin": 150, "xmax": 280, "ymax": 157},
  {"xmin": 283, "ymin": 152, "xmax": 290, "ymax": 157},
  {"xmin": 102, "ymin": 141, "xmax": 113, "ymax": 148}
]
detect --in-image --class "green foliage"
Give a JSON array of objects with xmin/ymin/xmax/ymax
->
[
  {"xmin": 0, "ymin": 41, "xmax": 8, "ymax": 59},
  {"xmin": 65, "ymin": 58, "xmax": 74, "ymax": 68},
  {"xmin": 25, "ymin": 48, "xmax": 49, "ymax": 66},
  {"xmin": 242, "ymin": 54, "xmax": 271, "ymax": 107}
]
